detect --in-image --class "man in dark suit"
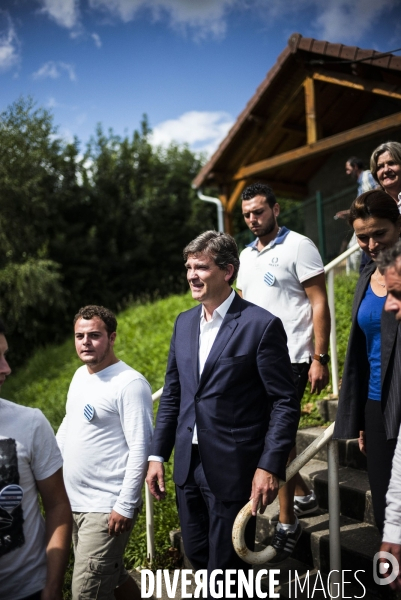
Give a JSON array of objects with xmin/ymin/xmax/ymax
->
[{"xmin": 146, "ymin": 231, "xmax": 299, "ymax": 592}]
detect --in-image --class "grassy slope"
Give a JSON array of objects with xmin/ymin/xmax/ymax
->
[{"xmin": 2, "ymin": 274, "xmax": 358, "ymax": 570}]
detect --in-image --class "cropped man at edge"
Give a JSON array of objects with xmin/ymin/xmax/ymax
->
[
  {"xmin": 56, "ymin": 305, "xmax": 153, "ymax": 600},
  {"xmin": 0, "ymin": 317, "xmax": 71, "ymax": 600},
  {"xmin": 237, "ymin": 183, "xmax": 330, "ymax": 564}
]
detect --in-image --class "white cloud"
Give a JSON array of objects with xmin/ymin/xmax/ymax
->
[
  {"xmin": 0, "ymin": 12, "xmax": 19, "ymax": 72},
  {"xmin": 37, "ymin": 0, "xmax": 80, "ymax": 29},
  {"xmin": 33, "ymin": 61, "xmax": 77, "ymax": 81},
  {"xmin": 91, "ymin": 32, "xmax": 102, "ymax": 47},
  {"xmin": 150, "ymin": 111, "xmax": 234, "ymax": 156},
  {"xmin": 254, "ymin": 0, "xmax": 398, "ymax": 44},
  {"xmin": 312, "ymin": 0, "xmax": 397, "ymax": 42},
  {"xmin": 34, "ymin": 0, "xmax": 397, "ymax": 45},
  {"xmin": 88, "ymin": 0, "xmax": 240, "ymax": 38}
]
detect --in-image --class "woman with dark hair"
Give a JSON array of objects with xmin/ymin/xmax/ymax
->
[
  {"xmin": 370, "ymin": 141, "xmax": 401, "ymax": 207},
  {"xmin": 334, "ymin": 189, "xmax": 401, "ymax": 533}
]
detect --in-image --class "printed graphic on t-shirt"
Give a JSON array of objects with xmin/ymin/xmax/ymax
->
[{"xmin": 0, "ymin": 439, "xmax": 25, "ymax": 556}]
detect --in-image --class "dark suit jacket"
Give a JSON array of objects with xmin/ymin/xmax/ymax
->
[
  {"xmin": 334, "ymin": 261, "xmax": 401, "ymax": 440},
  {"xmin": 150, "ymin": 292, "xmax": 300, "ymax": 502}
]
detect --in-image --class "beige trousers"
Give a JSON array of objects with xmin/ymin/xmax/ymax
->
[{"xmin": 71, "ymin": 511, "xmax": 138, "ymax": 600}]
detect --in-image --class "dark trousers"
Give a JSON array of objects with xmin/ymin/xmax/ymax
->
[
  {"xmin": 365, "ymin": 399, "xmax": 397, "ymax": 533},
  {"xmin": 20, "ymin": 593, "xmax": 42, "ymax": 600},
  {"xmin": 291, "ymin": 362, "xmax": 310, "ymax": 402},
  {"xmin": 176, "ymin": 446, "xmax": 256, "ymax": 597}
]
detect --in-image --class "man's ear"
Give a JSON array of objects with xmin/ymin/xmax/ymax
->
[
  {"xmin": 273, "ymin": 203, "xmax": 280, "ymax": 218},
  {"xmin": 224, "ymin": 264, "xmax": 235, "ymax": 282},
  {"xmin": 109, "ymin": 332, "xmax": 117, "ymax": 345}
]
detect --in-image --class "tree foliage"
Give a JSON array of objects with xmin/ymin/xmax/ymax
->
[{"xmin": 0, "ymin": 97, "xmax": 214, "ymax": 365}]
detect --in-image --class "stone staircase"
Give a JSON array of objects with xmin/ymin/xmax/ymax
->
[
  {"xmin": 169, "ymin": 417, "xmax": 401, "ymax": 599},
  {"xmin": 255, "ymin": 426, "xmax": 400, "ymax": 599}
]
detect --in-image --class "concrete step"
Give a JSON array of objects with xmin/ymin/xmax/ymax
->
[
  {"xmin": 301, "ymin": 458, "xmax": 374, "ymax": 525},
  {"xmin": 317, "ymin": 398, "xmax": 338, "ymax": 422},
  {"xmin": 297, "ymin": 426, "xmax": 367, "ymax": 471}
]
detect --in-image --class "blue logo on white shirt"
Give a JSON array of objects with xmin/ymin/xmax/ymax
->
[
  {"xmin": 0, "ymin": 485, "xmax": 23, "ymax": 511},
  {"xmin": 84, "ymin": 404, "xmax": 95, "ymax": 421},
  {"xmin": 264, "ymin": 272, "xmax": 275, "ymax": 286}
]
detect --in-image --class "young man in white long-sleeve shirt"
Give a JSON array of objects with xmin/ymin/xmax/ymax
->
[{"xmin": 56, "ymin": 305, "xmax": 153, "ymax": 600}]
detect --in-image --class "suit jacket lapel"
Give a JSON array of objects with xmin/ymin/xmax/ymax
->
[
  {"xmin": 190, "ymin": 306, "xmax": 201, "ymax": 385},
  {"xmin": 197, "ymin": 294, "xmax": 241, "ymax": 391},
  {"xmin": 382, "ymin": 311, "xmax": 399, "ymax": 382},
  {"xmin": 352, "ymin": 260, "xmax": 375, "ymax": 320}
]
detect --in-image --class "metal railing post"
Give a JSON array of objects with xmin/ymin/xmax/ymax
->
[
  {"xmin": 145, "ymin": 387, "xmax": 163, "ymax": 565},
  {"xmin": 145, "ymin": 483, "xmax": 155, "ymax": 562},
  {"xmin": 327, "ymin": 440, "xmax": 341, "ymax": 599},
  {"xmin": 324, "ymin": 242, "xmax": 359, "ymax": 398},
  {"xmin": 327, "ymin": 269, "xmax": 339, "ymax": 396}
]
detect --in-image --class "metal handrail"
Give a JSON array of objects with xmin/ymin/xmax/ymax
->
[
  {"xmin": 324, "ymin": 242, "xmax": 359, "ymax": 396},
  {"xmin": 145, "ymin": 387, "xmax": 163, "ymax": 561},
  {"xmin": 232, "ymin": 423, "xmax": 335, "ymax": 563}
]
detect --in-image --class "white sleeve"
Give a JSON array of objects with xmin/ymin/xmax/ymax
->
[
  {"xmin": 113, "ymin": 378, "xmax": 154, "ymax": 518},
  {"xmin": 295, "ymin": 238, "xmax": 325, "ymax": 283},
  {"xmin": 31, "ymin": 409, "xmax": 63, "ymax": 481},
  {"xmin": 56, "ymin": 415, "xmax": 67, "ymax": 457},
  {"xmin": 383, "ymin": 425, "xmax": 401, "ymax": 544}
]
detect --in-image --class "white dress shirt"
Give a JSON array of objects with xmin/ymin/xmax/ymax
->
[{"xmin": 149, "ymin": 289, "xmax": 235, "ymax": 460}]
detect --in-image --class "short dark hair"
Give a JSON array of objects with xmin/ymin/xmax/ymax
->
[
  {"xmin": 241, "ymin": 183, "xmax": 276, "ymax": 208},
  {"xmin": 370, "ymin": 142, "xmax": 401, "ymax": 183},
  {"xmin": 183, "ymin": 231, "xmax": 240, "ymax": 285},
  {"xmin": 0, "ymin": 318, "xmax": 6, "ymax": 335},
  {"xmin": 73, "ymin": 305, "xmax": 117, "ymax": 336},
  {"xmin": 348, "ymin": 190, "xmax": 400, "ymax": 227},
  {"xmin": 346, "ymin": 156, "xmax": 364, "ymax": 170},
  {"xmin": 377, "ymin": 240, "xmax": 401, "ymax": 273}
]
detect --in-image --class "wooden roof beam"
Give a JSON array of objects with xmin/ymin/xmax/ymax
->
[
  {"xmin": 233, "ymin": 111, "xmax": 401, "ymax": 180},
  {"xmin": 304, "ymin": 77, "xmax": 318, "ymax": 144},
  {"xmin": 312, "ymin": 70, "xmax": 401, "ymax": 101}
]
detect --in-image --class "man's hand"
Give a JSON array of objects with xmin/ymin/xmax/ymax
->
[
  {"xmin": 250, "ymin": 468, "xmax": 279, "ymax": 516},
  {"xmin": 146, "ymin": 461, "xmax": 166, "ymax": 501},
  {"xmin": 308, "ymin": 362, "xmax": 329, "ymax": 394},
  {"xmin": 379, "ymin": 542, "xmax": 401, "ymax": 590},
  {"xmin": 108, "ymin": 510, "xmax": 133, "ymax": 537}
]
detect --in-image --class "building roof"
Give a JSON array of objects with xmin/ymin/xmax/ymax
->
[{"xmin": 193, "ymin": 33, "xmax": 401, "ymax": 198}]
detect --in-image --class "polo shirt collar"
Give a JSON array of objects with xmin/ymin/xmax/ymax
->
[{"xmin": 246, "ymin": 226, "xmax": 291, "ymax": 251}]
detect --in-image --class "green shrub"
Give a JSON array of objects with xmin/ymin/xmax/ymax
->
[{"xmin": 299, "ymin": 271, "xmax": 358, "ymax": 427}]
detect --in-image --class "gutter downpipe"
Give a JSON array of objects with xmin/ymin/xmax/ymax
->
[{"xmin": 196, "ymin": 189, "xmax": 225, "ymax": 233}]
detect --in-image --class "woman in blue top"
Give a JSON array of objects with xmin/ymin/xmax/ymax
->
[{"xmin": 334, "ymin": 189, "xmax": 401, "ymax": 533}]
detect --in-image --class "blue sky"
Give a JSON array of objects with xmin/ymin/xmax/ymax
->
[{"xmin": 1, "ymin": 0, "xmax": 400, "ymax": 155}]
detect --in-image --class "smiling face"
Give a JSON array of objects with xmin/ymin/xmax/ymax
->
[
  {"xmin": 74, "ymin": 316, "xmax": 117, "ymax": 373},
  {"xmin": 0, "ymin": 334, "xmax": 11, "ymax": 391},
  {"xmin": 242, "ymin": 195, "xmax": 280, "ymax": 242},
  {"xmin": 353, "ymin": 216, "xmax": 401, "ymax": 261},
  {"xmin": 384, "ymin": 260, "xmax": 401, "ymax": 321},
  {"xmin": 376, "ymin": 150, "xmax": 401, "ymax": 200},
  {"xmin": 185, "ymin": 252, "xmax": 234, "ymax": 315}
]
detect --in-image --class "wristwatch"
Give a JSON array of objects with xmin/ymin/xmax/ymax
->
[{"xmin": 313, "ymin": 353, "xmax": 330, "ymax": 365}]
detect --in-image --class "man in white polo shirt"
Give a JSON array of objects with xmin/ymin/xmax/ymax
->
[
  {"xmin": 57, "ymin": 305, "xmax": 153, "ymax": 600},
  {"xmin": 237, "ymin": 182, "xmax": 330, "ymax": 564}
]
